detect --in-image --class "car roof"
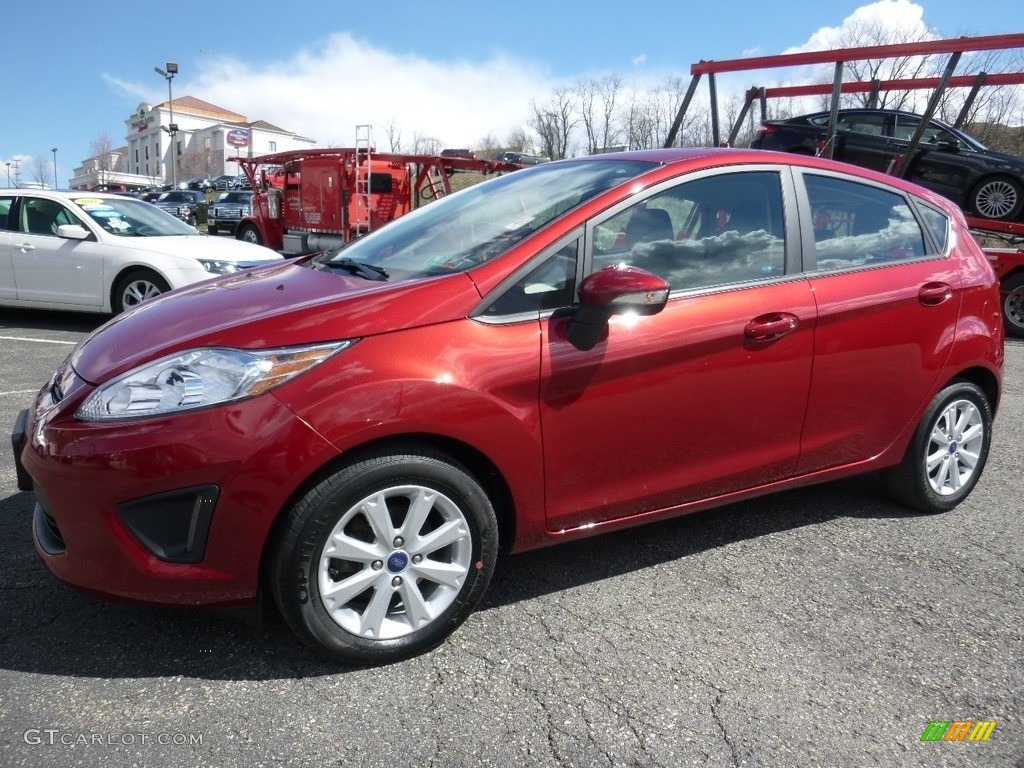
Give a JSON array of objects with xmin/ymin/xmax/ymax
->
[{"xmin": 1, "ymin": 188, "xmax": 134, "ymax": 203}]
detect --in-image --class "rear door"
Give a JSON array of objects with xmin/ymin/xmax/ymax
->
[{"xmin": 793, "ymin": 170, "xmax": 961, "ymax": 473}]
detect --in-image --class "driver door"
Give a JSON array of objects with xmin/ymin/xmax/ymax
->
[{"xmin": 11, "ymin": 196, "xmax": 105, "ymax": 308}]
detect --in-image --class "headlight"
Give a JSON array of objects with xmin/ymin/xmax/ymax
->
[
  {"xmin": 76, "ymin": 343, "xmax": 352, "ymax": 421},
  {"xmin": 197, "ymin": 259, "xmax": 240, "ymax": 274}
]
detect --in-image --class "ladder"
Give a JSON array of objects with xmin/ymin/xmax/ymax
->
[{"xmin": 354, "ymin": 124, "xmax": 373, "ymax": 235}]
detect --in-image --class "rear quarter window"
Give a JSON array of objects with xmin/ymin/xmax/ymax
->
[{"xmin": 915, "ymin": 202, "xmax": 950, "ymax": 253}]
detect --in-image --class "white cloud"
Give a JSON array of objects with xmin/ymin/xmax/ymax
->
[
  {"xmin": 141, "ymin": 33, "xmax": 557, "ymax": 149},
  {"xmin": 632, "ymin": 54, "xmax": 647, "ymax": 67}
]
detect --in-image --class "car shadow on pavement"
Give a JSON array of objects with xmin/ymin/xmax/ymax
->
[{"xmin": 0, "ymin": 476, "xmax": 917, "ymax": 681}]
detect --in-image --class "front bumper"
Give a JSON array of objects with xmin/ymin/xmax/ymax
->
[{"xmin": 17, "ymin": 371, "xmax": 338, "ymax": 607}]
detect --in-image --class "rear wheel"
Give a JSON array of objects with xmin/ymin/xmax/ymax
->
[
  {"xmin": 237, "ymin": 223, "xmax": 262, "ymax": 245},
  {"xmin": 882, "ymin": 381, "xmax": 992, "ymax": 514},
  {"xmin": 969, "ymin": 176, "xmax": 1023, "ymax": 221},
  {"xmin": 1001, "ymin": 273, "xmax": 1024, "ymax": 339},
  {"xmin": 270, "ymin": 447, "xmax": 498, "ymax": 665},
  {"xmin": 113, "ymin": 269, "xmax": 170, "ymax": 314}
]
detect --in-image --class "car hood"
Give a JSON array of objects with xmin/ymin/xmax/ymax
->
[
  {"xmin": 70, "ymin": 259, "xmax": 483, "ymax": 384},
  {"xmin": 111, "ymin": 235, "xmax": 282, "ymax": 265}
]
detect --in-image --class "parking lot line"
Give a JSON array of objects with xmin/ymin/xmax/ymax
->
[{"xmin": 0, "ymin": 335, "xmax": 77, "ymax": 345}]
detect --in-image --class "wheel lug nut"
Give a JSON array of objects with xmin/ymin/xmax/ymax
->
[
  {"xmin": 391, "ymin": 576, "xmax": 402, "ymax": 587},
  {"xmin": 371, "ymin": 560, "xmax": 383, "ymax": 571},
  {"xmin": 393, "ymin": 536, "xmax": 404, "ymax": 547},
  {"xmin": 412, "ymin": 554, "xmax": 422, "ymax": 565}
]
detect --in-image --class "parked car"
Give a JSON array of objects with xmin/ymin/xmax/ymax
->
[
  {"xmin": 185, "ymin": 177, "xmax": 214, "ymax": 192},
  {"xmin": 0, "ymin": 189, "xmax": 282, "ymax": 313},
  {"xmin": 750, "ymin": 108, "xmax": 1024, "ymax": 222},
  {"xmin": 13, "ymin": 148, "xmax": 1003, "ymax": 665},
  {"xmin": 207, "ymin": 190, "xmax": 254, "ymax": 235},
  {"xmin": 494, "ymin": 151, "xmax": 551, "ymax": 166},
  {"xmin": 211, "ymin": 174, "xmax": 241, "ymax": 191},
  {"xmin": 152, "ymin": 189, "xmax": 210, "ymax": 226}
]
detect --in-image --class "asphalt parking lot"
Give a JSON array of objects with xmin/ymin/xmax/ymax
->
[{"xmin": 0, "ymin": 308, "xmax": 1021, "ymax": 768}]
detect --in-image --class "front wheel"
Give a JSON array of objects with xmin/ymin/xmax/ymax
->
[
  {"xmin": 112, "ymin": 269, "xmax": 170, "ymax": 314},
  {"xmin": 1001, "ymin": 273, "xmax": 1024, "ymax": 339},
  {"xmin": 237, "ymin": 223, "xmax": 262, "ymax": 245},
  {"xmin": 882, "ymin": 381, "xmax": 992, "ymax": 514},
  {"xmin": 270, "ymin": 447, "xmax": 498, "ymax": 664},
  {"xmin": 969, "ymin": 176, "xmax": 1023, "ymax": 221}
]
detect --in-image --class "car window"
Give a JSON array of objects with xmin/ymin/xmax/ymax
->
[
  {"xmin": 916, "ymin": 202, "xmax": 950, "ymax": 252},
  {"xmin": 70, "ymin": 196, "xmax": 199, "ymax": 236},
  {"xmin": 591, "ymin": 171, "xmax": 786, "ymax": 291},
  {"xmin": 805, "ymin": 174, "xmax": 927, "ymax": 271},
  {"xmin": 0, "ymin": 196, "xmax": 11, "ymax": 230},
  {"xmin": 836, "ymin": 113, "xmax": 887, "ymax": 136},
  {"xmin": 20, "ymin": 197, "xmax": 85, "ymax": 236},
  {"xmin": 891, "ymin": 115, "xmax": 957, "ymax": 144},
  {"xmin": 481, "ymin": 238, "xmax": 579, "ymax": 317}
]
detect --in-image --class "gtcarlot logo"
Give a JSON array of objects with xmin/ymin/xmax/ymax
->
[{"xmin": 23, "ymin": 729, "xmax": 203, "ymax": 746}]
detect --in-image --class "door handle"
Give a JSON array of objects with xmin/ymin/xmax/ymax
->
[
  {"xmin": 16, "ymin": 243, "xmax": 35, "ymax": 252},
  {"xmin": 918, "ymin": 282, "xmax": 953, "ymax": 306},
  {"xmin": 744, "ymin": 313, "xmax": 798, "ymax": 342}
]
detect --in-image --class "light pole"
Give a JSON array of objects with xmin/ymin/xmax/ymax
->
[
  {"xmin": 154, "ymin": 61, "xmax": 179, "ymax": 187},
  {"xmin": 51, "ymin": 148, "xmax": 58, "ymax": 189},
  {"xmin": 5, "ymin": 162, "xmax": 10, "ymax": 188}
]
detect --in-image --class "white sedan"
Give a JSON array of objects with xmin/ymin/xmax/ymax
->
[{"xmin": 0, "ymin": 189, "xmax": 283, "ymax": 313}]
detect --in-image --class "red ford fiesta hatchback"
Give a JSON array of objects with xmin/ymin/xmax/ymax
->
[{"xmin": 13, "ymin": 148, "xmax": 1004, "ymax": 664}]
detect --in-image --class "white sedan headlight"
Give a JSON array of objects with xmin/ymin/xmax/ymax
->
[
  {"xmin": 77, "ymin": 343, "xmax": 351, "ymax": 421},
  {"xmin": 197, "ymin": 259, "xmax": 240, "ymax": 274}
]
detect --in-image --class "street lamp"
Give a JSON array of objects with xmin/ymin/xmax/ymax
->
[
  {"xmin": 51, "ymin": 148, "xmax": 58, "ymax": 189},
  {"xmin": 5, "ymin": 162, "xmax": 10, "ymax": 188},
  {"xmin": 154, "ymin": 61, "xmax": 179, "ymax": 187}
]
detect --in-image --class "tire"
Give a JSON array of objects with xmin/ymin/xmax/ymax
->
[
  {"xmin": 1001, "ymin": 272, "xmax": 1024, "ymax": 339},
  {"xmin": 112, "ymin": 269, "xmax": 171, "ymax": 314},
  {"xmin": 270, "ymin": 447, "xmax": 498, "ymax": 664},
  {"xmin": 882, "ymin": 381, "xmax": 992, "ymax": 514},
  {"xmin": 237, "ymin": 223, "xmax": 262, "ymax": 245},
  {"xmin": 969, "ymin": 176, "xmax": 1023, "ymax": 221}
]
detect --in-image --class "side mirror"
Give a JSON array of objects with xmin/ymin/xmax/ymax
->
[
  {"xmin": 566, "ymin": 265, "xmax": 670, "ymax": 351},
  {"xmin": 56, "ymin": 224, "xmax": 90, "ymax": 240},
  {"xmin": 935, "ymin": 139, "xmax": 961, "ymax": 152}
]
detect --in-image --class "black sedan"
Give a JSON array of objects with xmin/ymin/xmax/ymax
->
[{"xmin": 750, "ymin": 109, "xmax": 1024, "ymax": 222}]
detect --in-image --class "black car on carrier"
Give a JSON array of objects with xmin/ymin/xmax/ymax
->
[{"xmin": 750, "ymin": 109, "xmax": 1024, "ymax": 222}]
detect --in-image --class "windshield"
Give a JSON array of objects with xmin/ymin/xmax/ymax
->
[
  {"xmin": 321, "ymin": 158, "xmax": 654, "ymax": 280},
  {"xmin": 221, "ymin": 192, "xmax": 252, "ymax": 204},
  {"xmin": 70, "ymin": 196, "xmax": 200, "ymax": 236}
]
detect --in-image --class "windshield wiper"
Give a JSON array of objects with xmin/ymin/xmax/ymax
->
[{"xmin": 326, "ymin": 257, "xmax": 389, "ymax": 281}]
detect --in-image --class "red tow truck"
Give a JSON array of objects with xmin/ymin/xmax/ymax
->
[
  {"xmin": 229, "ymin": 148, "xmax": 522, "ymax": 256},
  {"xmin": 968, "ymin": 216, "xmax": 1024, "ymax": 338}
]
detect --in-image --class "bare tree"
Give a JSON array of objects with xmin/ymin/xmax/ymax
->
[
  {"xmin": 30, "ymin": 155, "xmax": 51, "ymax": 187},
  {"xmin": 410, "ymin": 133, "xmax": 442, "ymax": 155},
  {"xmin": 529, "ymin": 88, "xmax": 578, "ymax": 159},
  {"xmin": 577, "ymin": 75, "xmax": 624, "ymax": 153},
  {"xmin": 504, "ymin": 127, "xmax": 534, "ymax": 154},
  {"xmin": 383, "ymin": 120, "xmax": 404, "ymax": 152},
  {"xmin": 89, "ymin": 132, "xmax": 116, "ymax": 174}
]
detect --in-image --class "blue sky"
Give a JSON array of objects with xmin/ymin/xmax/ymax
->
[{"xmin": 1, "ymin": 0, "xmax": 1021, "ymax": 187}]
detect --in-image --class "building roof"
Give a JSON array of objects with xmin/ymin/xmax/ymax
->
[{"xmin": 158, "ymin": 96, "xmax": 248, "ymax": 123}]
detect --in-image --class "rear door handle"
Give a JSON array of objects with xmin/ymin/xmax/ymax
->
[
  {"xmin": 918, "ymin": 282, "xmax": 953, "ymax": 306},
  {"xmin": 744, "ymin": 313, "xmax": 799, "ymax": 342},
  {"xmin": 16, "ymin": 243, "xmax": 35, "ymax": 252}
]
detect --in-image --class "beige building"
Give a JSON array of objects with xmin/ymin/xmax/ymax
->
[{"xmin": 70, "ymin": 96, "xmax": 315, "ymax": 190}]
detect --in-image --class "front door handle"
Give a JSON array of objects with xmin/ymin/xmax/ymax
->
[
  {"xmin": 744, "ymin": 313, "xmax": 799, "ymax": 342},
  {"xmin": 16, "ymin": 243, "xmax": 36, "ymax": 253}
]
